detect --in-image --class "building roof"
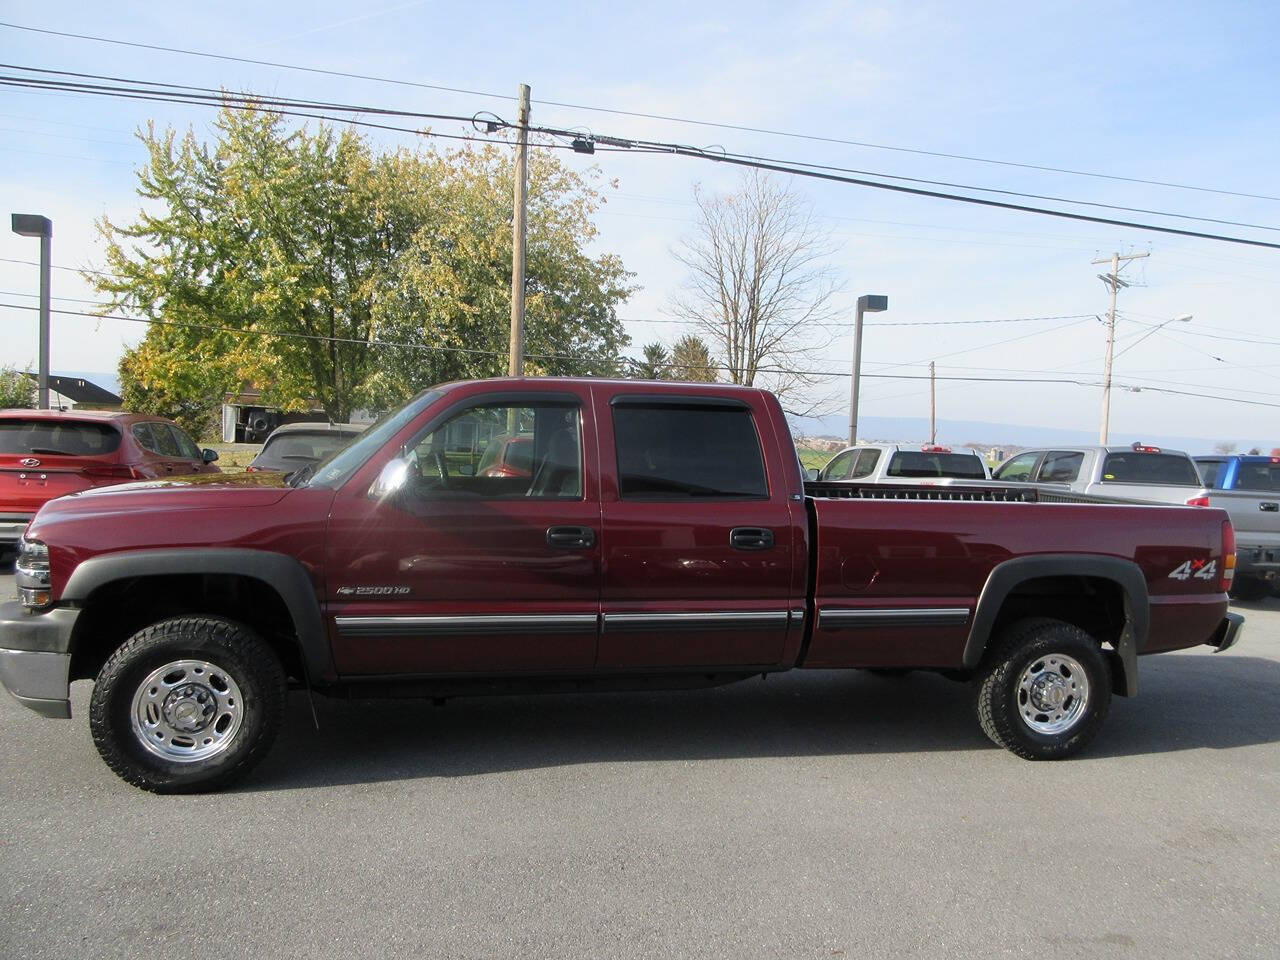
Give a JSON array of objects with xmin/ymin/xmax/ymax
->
[{"xmin": 23, "ymin": 373, "xmax": 122, "ymax": 406}]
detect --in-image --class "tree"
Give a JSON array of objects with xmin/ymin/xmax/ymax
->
[
  {"xmin": 669, "ymin": 170, "xmax": 839, "ymax": 403},
  {"xmin": 1248, "ymin": 447, "xmax": 1262, "ymax": 455},
  {"xmin": 0, "ymin": 367, "xmax": 34, "ymax": 409},
  {"xmin": 632, "ymin": 342, "xmax": 670, "ymax": 379},
  {"xmin": 95, "ymin": 107, "xmax": 633, "ymax": 425},
  {"xmin": 667, "ymin": 334, "xmax": 717, "ymax": 382},
  {"xmin": 1213, "ymin": 441, "xmax": 1237, "ymax": 454}
]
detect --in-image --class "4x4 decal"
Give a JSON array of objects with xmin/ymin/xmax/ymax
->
[{"xmin": 1168, "ymin": 559, "xmax": 1216, "ymax": 581}]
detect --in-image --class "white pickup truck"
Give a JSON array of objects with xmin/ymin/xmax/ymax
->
[
  {"xmin": 992, "ymin": 442, "xmax": 1210, "ymax": 507},
  {"xmin": 1194, "ymin": 454, "xmax": 1280, "ymax": 600},
  {"xmin": 814, "ymin": 443, "xmax": 990, "ymax": 484}
]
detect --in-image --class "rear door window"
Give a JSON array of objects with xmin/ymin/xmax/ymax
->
[
  {"xmin": 1036, "ymin": 451, "xmax": 1084, "ymax": 483},
  {"xmin": 1100, "ymin": 453, "xmax": 1200, "ymax": 486},
  {"xmin": 850, "ymin": 448, "xmax": 881, "ymax": 479},
  {"xmin": 166, "ymin": 425, "xmax": 203, "ymax": 460},
  {"xmin": 0, "ymin": 419, "xmax": 121, "ymax": 456},
  {"xmin": 613, "ymin": 401, "xmax": 767, "ymax": 499},
  {"xmin": 132, "ymin": 422, "xmax": 180, "ymax": 457}
]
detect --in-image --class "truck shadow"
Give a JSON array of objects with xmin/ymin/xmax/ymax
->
[{"xmin": 251, "ymin": 651, "xmax": 1280, "ymax": 791}]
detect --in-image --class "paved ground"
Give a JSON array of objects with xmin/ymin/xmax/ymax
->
[{"xmin": 0, "ymin": 565, "xmax": 1276, "ymax": 960}]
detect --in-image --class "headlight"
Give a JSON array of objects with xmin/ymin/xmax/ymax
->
[{"xmin": 16, "ymin": 538, "xmax": 51, "ymax": 609}]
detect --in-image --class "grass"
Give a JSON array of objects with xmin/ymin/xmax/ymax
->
[
  {"xmin": 797, "ymin": 447, "xmax": 837, "ymax": 471},
  {"xmin": 204, "ymin": 442, "xmax": 260, "ymax": 474}
]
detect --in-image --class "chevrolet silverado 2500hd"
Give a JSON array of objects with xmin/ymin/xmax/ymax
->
[{"xmin": 0, "ymin": 378, "xmax": 1243, "ymax": 792}]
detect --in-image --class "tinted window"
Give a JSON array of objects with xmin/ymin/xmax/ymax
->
[
  {"xmin": 613, "ymin": 403, "xmax": 767, "ymax": 499},
  {"xmin": 1037, "ymin": 451, "xmax": 1084, "ymax": 483},
  {"xmin": 995, "ymin": 452, "xmax": 1039, "ymax": 482},
  {"xmin": 1100, "ymin": 452, "xmax": 1199, "ymax": 486},
  {"xmin": 820, "ymin": 450, "xmax": 854, "ymax": 480},
  {"xmin": 1235, "ymin": 462, "xmax": 1280, "ymax": 492},
  {"xmin": 886, "ymin": 451, "xmax": 986, "ymax": 479},
  {"xmin": 406, "ymin": 401, "xmax": 581, "ymax": 499},
  {"xmin": 167, "ymin": 424, "xmax": 203, "ymax": 460},
  {"xmin": 1195, "ymin": 458, "xmax": 1225, "ymax": 488},
  {"xmin": 850, "ymin": 448, "xmax": 881, "ymax": 479},
  {"xmin": 0, "ymin": 418, "xmax": 121, "ymax": 456},
  {"xmin": 132, "ymin": 422, "xmax": 181, "ymax": 456}
]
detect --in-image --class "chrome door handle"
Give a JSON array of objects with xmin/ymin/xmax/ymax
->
[{"xmin": 1260, "ymin": 502, "xmax": 1278, "ymax": 512}]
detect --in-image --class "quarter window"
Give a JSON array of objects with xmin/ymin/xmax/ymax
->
[
  {"xmin": 404, "ymin": 401, "xmax": 582, "ymax": 500},
  {"xmin": 613, "ymin": 402, "xmax": 768, "ymax": 499}
]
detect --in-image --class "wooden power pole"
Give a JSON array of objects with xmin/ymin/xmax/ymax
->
[
  {"xmin": 1093, "ymin": 250, "xmax": 1149, "ymax": 444},
  {"xmin": 929, "ymin": 361, "xmax": 936, "ymax": 445},
  {"xmin": 508, "ymin": 83, "xmax": 531, "ymax": 377}
]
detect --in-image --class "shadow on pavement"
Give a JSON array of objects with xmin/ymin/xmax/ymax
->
[{"xmin": 250, "ymin": 650, "xmax": 1280, "ymax": 791}]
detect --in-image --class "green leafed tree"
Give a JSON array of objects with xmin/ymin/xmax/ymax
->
[
  {"xmin": 0, "ymin": 367, "xmax": 34, "ymax": 409},
  {"xmin": 631, "ymin": 342, "xmax": 670, "ymax": 380},
  {"xmin": 667, "ymin": 334, "xmax": 717, "ymax": 382},
  {"xmin": 94, "ymin": 106, "xmax": 634, "ymax": 426}
]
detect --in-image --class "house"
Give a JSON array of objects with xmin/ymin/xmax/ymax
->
[{"xmin": 21, "ymin": 373, "xmax": 123, "ymax": 411}]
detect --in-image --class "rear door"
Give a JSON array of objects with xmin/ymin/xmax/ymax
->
[
  {"xmin": 325, "ymin": 387, "xmax": 602, "ymax": 676},
  {"xmin": 595, "ymin": 387, "xmax": 804, "ymax": 669}
]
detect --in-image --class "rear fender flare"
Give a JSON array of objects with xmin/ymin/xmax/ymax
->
[
  {"xmin": 62, "ymin": 548, "xmax": 331, "ymax": 683},
  {"xmin": 963, "ymin": 554, "xmax": 1148, "ymax": 696}
]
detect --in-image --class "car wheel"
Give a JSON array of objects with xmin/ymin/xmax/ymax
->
[
  {"xmin": 974, "ymin": 617, "xmax": 1111, "ymax": 760},
  {"xmin": 89, "ymin": 617, "xmax": 286, "ymax": 793}
]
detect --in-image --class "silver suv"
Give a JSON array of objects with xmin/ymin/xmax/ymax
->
[{"xmin": 817, "ymin": 443, "xmax": 990, "ymax": 484}]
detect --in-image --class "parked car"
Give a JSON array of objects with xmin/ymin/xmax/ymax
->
[
  {"xmin": 816, "ymin": 443, "xmax": 990, "ymax": 483},
  {"xmin": 476, "ymin": 433, "xmax": 534, "ymax": 478},
  {"xmin": 246, "ymin": 422, "xmax": 366, "ymax": 474},
  {"xmin": 0, "ymin": 410, "xmax": 219, "ymax": 552},
  {"xmin": 1193, "ymin": 454, "xmax": 1280, "ymax": 600},
  {"xmin": 993, "ymin": 442, "xmax": 1209, "ymax": 506},
  {"xmin": 0, "ymin": 378, "xmax": 1240, "ymax": 792}
]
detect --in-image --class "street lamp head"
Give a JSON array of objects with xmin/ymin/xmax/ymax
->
[
  {"xmin": 11, "ymin": 214, "xmax": 52, "ymax": 238},
  {"xmin": 1173, "ymin": 313, "xmax": 1193, "ymax": 323},
  {"xmin": 857, "ymin": 294, "xmax": 888, "ymax": 313}
]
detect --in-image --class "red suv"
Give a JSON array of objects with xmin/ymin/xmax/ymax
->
[{"xmin": 0, "ymin": 410, "xmax": 219, "ymax": 551}]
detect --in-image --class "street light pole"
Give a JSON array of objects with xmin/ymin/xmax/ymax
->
[
  {"xmin": 11, "ymin": 214, "xmax": 53, "ymax": 409},
  {"xmin": 849, "ymin": 294, "xmax": 888, "ymax": 446}
]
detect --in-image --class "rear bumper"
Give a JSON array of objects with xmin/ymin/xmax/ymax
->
[
  {"xmin": 1207, "ymin": 612, "xmax": 1245, "ymax": 653},
  {"xmin": 0, "ymin": 601, "xmax": 80, "ymax": 718},
  {"xmin": 0, "ymin": 514, "xmax": 33, "ymax": 548}
]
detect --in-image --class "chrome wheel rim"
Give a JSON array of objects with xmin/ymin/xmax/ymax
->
[
  {"xmin": 130, "ymin": 659, "xmax": 245, "ymax": 763},
  {"xmin": 1016, "ymin": 653, "xmax": 1090, "ymax": 735}
]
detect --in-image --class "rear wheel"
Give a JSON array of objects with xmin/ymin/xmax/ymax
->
[
  {"xmin": 89, "ymin": 617, "xmax": 286, "ymax": 793},
  {"xmin": 975, "ymin": 618, "xmax": 1111, "ymax": 760}
]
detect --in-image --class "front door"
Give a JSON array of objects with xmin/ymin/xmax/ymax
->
[{"xmin": 326, "ymin": 390, "xmax": 601, "ymax": 676}]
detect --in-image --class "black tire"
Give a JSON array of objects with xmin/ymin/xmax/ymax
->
[
  {"xmin": 974, "ymin": 617, "xmax": 1112, "ymax": 760},
  {"xmin": 1229, "ymin": 576, "xmax": 1270, "ymax": 602},
  {"xmin": 89, "ymin": 617, "xmax": 286, "ymax": 793}
]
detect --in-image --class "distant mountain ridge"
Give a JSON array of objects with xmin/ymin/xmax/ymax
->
[{"xmin": 789, "ymin": 413, "xmax": 1264, "ymax": 455}]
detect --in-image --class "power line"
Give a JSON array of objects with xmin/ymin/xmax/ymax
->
[{"xmin": 3, "ymin": 20, "xmax": 1277, "ymax": 205}]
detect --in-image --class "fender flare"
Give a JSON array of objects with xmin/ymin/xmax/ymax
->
[
  {"xmin": 962, "ymin": 554, "xmax": 1149, "ymax": 697},
  {"xmin": 62, "ymin": 548, "xmax": 332, "ymax": 683}
]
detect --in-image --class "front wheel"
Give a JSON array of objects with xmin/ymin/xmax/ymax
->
[
  {"xmin": 89, "ymin": 617, "xmax": 286, "ymax": 793},
  {"xmin": 975, "ymin": 618, "xmax": 1112, "ymax": 760}
]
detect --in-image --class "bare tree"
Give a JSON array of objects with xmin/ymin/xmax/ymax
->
[
  {"xmin": 669, "ymin": 170, "xmax": 840, "ymax": 405},
  {"xmin": 1213, "ymin": 441, "xmax": 1238, "ymax": 454}
]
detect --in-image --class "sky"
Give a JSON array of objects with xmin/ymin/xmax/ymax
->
[{"xmin": 1, "ymin": 1, "xmax": 1278, "ymax": 446}]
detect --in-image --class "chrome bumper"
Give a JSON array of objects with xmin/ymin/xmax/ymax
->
[{"xmin": 1208, "ymin": 612, "xmax": 1245, "ymax": 653}]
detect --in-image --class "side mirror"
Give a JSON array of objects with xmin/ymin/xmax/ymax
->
[
  {"xmin": 368, "ymin": 457, "xmax": 410, "ymax": 501},
  {"xmin": 202, "ymin": 448, "xmax": 219, "ymax": 463},
  {"xmin": 805, "ymin": 467, "xmax": 820, "ymax": 481}
]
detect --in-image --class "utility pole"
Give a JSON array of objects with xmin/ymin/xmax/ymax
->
[
  {"xmin": 1093, "ymin": 250, "xmax": 1149, "ymax": 444},
  {"xmin": 507, "ymin": 83, "xmax": 531, "ymax": 378},
  {"xmin": 849, "ymin": 294, "xmax": 888, "ymax": 445},
  {"xmin": 929, "ymin": 361, "xmax": 936, "ymax": 445}
]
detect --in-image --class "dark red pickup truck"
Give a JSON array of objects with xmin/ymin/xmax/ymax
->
[{"xmin": 0, "ymin": 378, "xmax": 1243, "ymax": 792}]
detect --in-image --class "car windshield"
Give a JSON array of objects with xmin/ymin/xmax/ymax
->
[
  {"xmin": 0, "ymin": 419, "xmax": 122, "ymax": 456},
  {"xmin": 301, "ymin": 391, "xmax": 441, "ymax": 489},
  {"xmin": 886, "ymin": 451, "xmax": 987, "ymax": 479}
]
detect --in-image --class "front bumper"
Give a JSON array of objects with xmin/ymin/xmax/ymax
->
[
  {"xmin": 0, "ymin": 601, "xmax": 80, "ymax": 718},
  {"xmin": 1207, "ymin": 612, "xmax": 1245, "ymax": 653}
]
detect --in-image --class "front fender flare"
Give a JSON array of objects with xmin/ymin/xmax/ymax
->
[
  {"xmin": 962, "ymin": 554, "xmax": 1149, "ymax": 697},
  {"xmin": 62, "ymin": 548, "xmax": 332, "ymax": 683}
]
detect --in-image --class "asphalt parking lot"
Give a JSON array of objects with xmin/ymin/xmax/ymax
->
[{"xmin": 0, "ymin": 567, "xmax": 1276, "ymax": 960}]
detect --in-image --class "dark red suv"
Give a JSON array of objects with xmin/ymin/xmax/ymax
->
[{"xmin": 0, "ymin": 410, "xmax": 219, "ymax": 550}]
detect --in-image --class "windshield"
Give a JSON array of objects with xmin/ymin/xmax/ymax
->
[{"xmin": 302, "ymin": 391, "xmax": 442, "ymax": 489}]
